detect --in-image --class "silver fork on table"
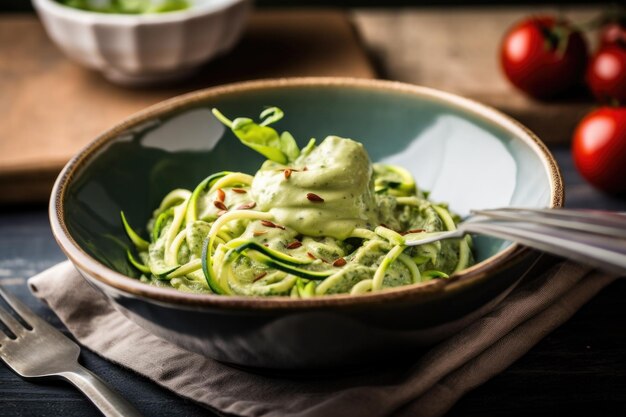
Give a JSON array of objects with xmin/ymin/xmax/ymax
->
[
  {"xmin": 404, "ymin": 207, "xmax": 626, "ymax": 275},
  {"xmin": 0, "ymin": 286, "xmax": 143, "ymax": 417}
]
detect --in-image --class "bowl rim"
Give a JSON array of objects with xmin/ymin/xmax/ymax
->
[
  {"xmin": 49, "ymin": 77, "xmax": 564, "ymax": 310},
  {"xmin": 32, "ymin": 0, "xmax": 247, "ymax": 24}
]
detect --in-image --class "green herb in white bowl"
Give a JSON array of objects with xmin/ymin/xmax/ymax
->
[{"xmin": 56, "ymin": 0, "xmax": 190, "ymax": 14}]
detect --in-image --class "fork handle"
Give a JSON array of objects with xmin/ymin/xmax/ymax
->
[
  {"xmin": 60, "ymin": 364, "xmax": 143, "ymax": 417},
  {"xmin": 472, "ymin": 208, "xmax": 626, "ymax": 238},
  {"xmin": 463, "ymin": 221, "xmax": 626, "ymax": 275}
]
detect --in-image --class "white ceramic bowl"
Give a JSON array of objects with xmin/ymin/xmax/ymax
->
[{"xmin": 32, "ymin": 0, "xmax": 252, "ymax": 85}]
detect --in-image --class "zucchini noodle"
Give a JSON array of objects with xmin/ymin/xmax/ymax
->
[
  {"xmin": 350, "ymin": 228, "xmax": 379, "ymax": 240},
  {"xmin": 156, "ymin": 189, "xmax": 191, "ymax": 217},
  {"xmin": 186, "ymin": 171, "xmax": 230, "ymax": 224},
  {"xmin": 432, "ymin": 205, "xmax": 472, "ymax": 273},
  {"xmin": 208, "ymin": 173, "xmax": 254, "ymax": 193},
  {"xmin": 372, "ymin": 245, "xmax": 406, "ymax": 291},
  {"xmin": 350, "ymin": 279, "xmax": 373, "ymax": 295},
  {"xmin": 120, "ymin": 107, "xmax": 474, "ymax": 296}
]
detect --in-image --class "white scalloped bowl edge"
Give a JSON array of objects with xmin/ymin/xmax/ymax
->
[{"xmin": 32, "ymin": 0, "xmax": 252, "ymax": 85}]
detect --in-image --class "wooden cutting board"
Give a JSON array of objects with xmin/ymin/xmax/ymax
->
[
  {"xmin": 354, "ymin": 7, "xmax": 600, "ymax": 147},
  {"xmin": 1, "ymin": 6, "xmax": 602, "ymax": 204},
  {"xmin": 0, "ymin": 10, "xmax": 376, "ymax": 203}
]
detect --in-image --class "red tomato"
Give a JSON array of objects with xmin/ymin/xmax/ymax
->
[
  {"xmin": 572, "ymin": 107, "xmax": 626, "ymax": 193},
  {"xmin": 500, "ymin": 16, "xmax": 589, "ymax": 99},
  {"xmin": 599, "ymin": 22, "xmax": 626, "ymax": 48},
  {"xmin": 587, "ymin": 46, "xmax": 626, "ymax": 104}
]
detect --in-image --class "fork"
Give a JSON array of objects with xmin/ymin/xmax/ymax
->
[
  {"xmin": 404, "ymin": 207, "xmax": 626, "ymax": 275},
  {"xmin": 0, "ymin": 286, "xmax": 143, "ymax": 417}
]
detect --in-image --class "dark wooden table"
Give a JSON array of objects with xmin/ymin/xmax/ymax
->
[{"xmin": 0, "ymin": 147, "xmax": 625, "ymax": 416}]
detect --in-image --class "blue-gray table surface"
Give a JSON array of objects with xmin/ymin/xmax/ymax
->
[{"xmin": 1, "ymin": 147, "xmax": 625, "ymax": 416}]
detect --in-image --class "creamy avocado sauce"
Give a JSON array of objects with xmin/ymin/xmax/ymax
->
[
  {"xmin": 252, "ymin": 136, "xmax": 378, "ymax": 240},
  {"xmin": 121, "ymin": 108, "xmax": 474, "ymax": 297}
]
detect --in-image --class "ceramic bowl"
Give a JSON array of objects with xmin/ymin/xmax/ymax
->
[
  {"xmin": 50, "ymin": 78, "xmax": 563, "ymax": 371},
  {"xmin": 32, "ymin": 0, "xmax": 251, "ymax": 85}
]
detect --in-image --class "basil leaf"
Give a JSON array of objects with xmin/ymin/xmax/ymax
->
[
  {"xmin": 214, "ymin": 107, "xmax": 313, "ymax": 165},
  {"xmin": 300, "ymin": 138, "xmax": 317, "ymax": 156},
  {"xmin": 280, "ymin": 131, "xmax": 300, "ymax": 161},
  {"xmin": 212, "ymin": 109, "xmax": 288, "ymax": 163},
  {"xmin": 259, "ymin": 107, "xmax": 284, "ymax": 126}
]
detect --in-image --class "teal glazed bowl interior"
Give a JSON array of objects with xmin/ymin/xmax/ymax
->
[{"xmin": 50, "ymin": 78, "xmax": 563, "ymax": 371}]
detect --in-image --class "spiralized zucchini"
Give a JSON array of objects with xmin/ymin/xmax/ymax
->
[{"xmin": 120, "ymin": 107, "xmax": 473, "ymax": 296}]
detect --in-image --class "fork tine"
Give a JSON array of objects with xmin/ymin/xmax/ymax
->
[
  {"xmin": 0, "ymin": 325, "xmax": 11, "ymax": 342},
  {"xmin": 0, "ymin": 305, "xmax": 25, "ymax": 336},
  {"xmin": 0, "ymin": 286, "xmax": 39, "ymax": 330}
]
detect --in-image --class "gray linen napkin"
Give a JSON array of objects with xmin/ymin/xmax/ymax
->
[{"xmin": 28, "ymin": 260, "xmax": 618, "ymax": 417}]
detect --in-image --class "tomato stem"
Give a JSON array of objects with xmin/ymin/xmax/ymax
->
[{"xmin": 539, "ymin": 19, "xmax": 571, "ymax": 58}]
